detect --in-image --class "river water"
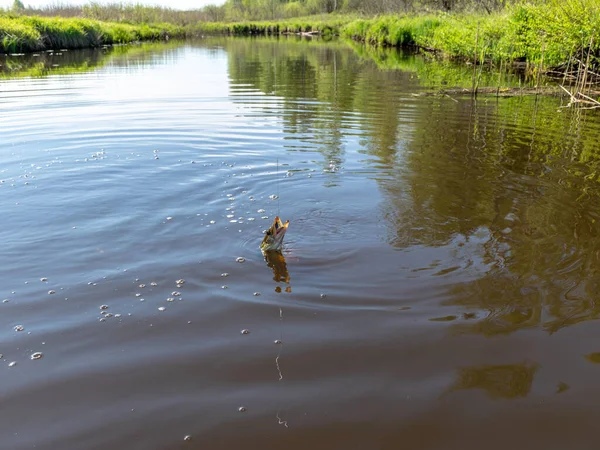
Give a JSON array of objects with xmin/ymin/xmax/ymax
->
[{"xmin": 3, "ymin": 38, "xmax": 600, "ymax": 450}]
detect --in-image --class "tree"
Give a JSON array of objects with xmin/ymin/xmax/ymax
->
[
  {"xmin": 203, "ymin": 4, "xmax": 226, "ymax": 21},
  {"xmin": 12, "ymin": 0, "xmax": 25, "ymax": 10}
]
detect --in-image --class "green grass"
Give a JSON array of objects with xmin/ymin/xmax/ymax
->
[
  {"xmin": 0, "ymin": 14, "xmax": 186, "ymax": 53},
  {"xmin": 0, "ymin": 16, "xmax": 41, "ymax": 52},
  {"xmin": 343, "ymin": 1, "xmax": 600, "ymax": 68},
  {"xmin": 342, "ymin": 14, "xmax": 508, "ymax": 60},
  {"xmin": 194, "ymin": 15, "xmax": 356, "ymax": 37}
]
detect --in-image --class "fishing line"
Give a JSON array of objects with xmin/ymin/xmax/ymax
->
[
  {"xmin": 276, "ymin": 307, "xmax": 284, "ymax": 381},
  {"xmin": 276, "ymin": 157, "xmax": 281, "ymax": 217},
  {"xmin": 275, "ymin": 161, "xmax": 286, "ymax": 426},
  {"xmin": 275, "ymin": 306, "xmax": 288, "ymax": 427}
]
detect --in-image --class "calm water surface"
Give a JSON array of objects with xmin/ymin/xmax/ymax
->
[{"xmin": 3, "ymin": 38, "xmax": 600, "ymax": 450}]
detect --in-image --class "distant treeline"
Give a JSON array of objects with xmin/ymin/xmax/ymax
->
[
  {"xmin": 4, "ymin": 0, "xmax": 509, "ymax": 24},
  {"xmin": 3, "ymin": 1, "xmax": 206, "ymax": 25},
  {"xmin": 203, "ymin": 0, "xmax": 509, "ymax": 22}
]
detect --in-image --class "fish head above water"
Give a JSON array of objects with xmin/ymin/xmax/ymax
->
[{"xmin": 260, "ymin": 216, "xmax": 289, "ymax": 252}]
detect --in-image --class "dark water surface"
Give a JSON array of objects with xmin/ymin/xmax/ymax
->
[{"xmin": 3, "ymin": 38, "xmax": 600, "ymax": 450}]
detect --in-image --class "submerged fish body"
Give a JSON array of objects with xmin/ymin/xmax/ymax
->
[
  {"xmin": 264, "ymin": 249, "xmax": 290, "ymax": 283},
  {"xmin": 260, "ymin": 216, "xmax": 289, "ymax": 252}
]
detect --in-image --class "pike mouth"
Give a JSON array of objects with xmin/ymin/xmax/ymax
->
[{"xmin": 261, "ymin": 216, "xmax": 289, "ymax": 252}]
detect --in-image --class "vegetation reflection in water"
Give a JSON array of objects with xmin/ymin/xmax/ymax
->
[
  {"xmin": 0, "ymin": 40, "xmax": 185, "ymax": 78},
  {"xmin": 222, "ymin": 37, "xmax": 600, "ymax": 342}
]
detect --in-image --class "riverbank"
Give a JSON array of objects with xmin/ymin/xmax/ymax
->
[
  {"xmin": 340, "ymin": 4, "xmax": 583, "ymax": 69},
  {"xmin": 0, "ymin": 15, "xmax": 185, "ymax": 53},
  {"xmin": 0, "ymin": 13, "xmax": 350, "ymax": 54},
  {"xmin": 2, "ymin": 0, "xmax": 599, "ymax": 77},
  {"xmin": 195, "ymin": 15, "xmax": 352, "ymax": 38}
]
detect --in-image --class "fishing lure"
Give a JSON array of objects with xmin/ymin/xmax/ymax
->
[{"xmin": 260, "ymin": 216, "xmax": 289, "ymax": 252}]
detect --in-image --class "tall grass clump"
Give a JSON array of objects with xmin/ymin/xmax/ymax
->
[
  {"xmin": 0, "ymin": 16, "xmax": 41, "ymax": 52},
  {"xmin": 504, "ymin": 0, "xmax": 600, "ymax": 67},
  {"xmin": 0, "ymin": 15, "xmax": 186, "ymax": 53},
  {"xmin": 20, "ymin": 17, "xmax": 101, "ymax": 49},
  {"xmin": 342, "ymin": 16, "xmax": 442, "ymax": 47},
  {"xmin": 342, "ymin": 14, "xmax": 505, "ymax": 60}
]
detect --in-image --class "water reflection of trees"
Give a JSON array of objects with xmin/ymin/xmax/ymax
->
[
  {"xmin": 224, "ymin": 37, "xmax": 600, "ymax": 337},
  {"xmin": 224, "ymin": 37, "xmax": 416, "ymax": 171},
  {"xmin": 388, "ymin": 94, "xmax": 600, "ymax": 336},
  {"xmin": 428, "ymin": 98, "xmax": 600, "ymax": 336}
]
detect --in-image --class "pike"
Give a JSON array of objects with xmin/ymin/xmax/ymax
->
[{"xmin": 260, "ymin": 216, "xmax": 289, "ymax": 253}]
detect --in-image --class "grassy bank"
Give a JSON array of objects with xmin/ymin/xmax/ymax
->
[
  {"xmin": 3, "ymin": 0, "xmax": 599, "ymax": 74},
  {"xmin": 196, "ymin": 15, "xmax": 354, "ymax": 37},
  {"xmin": 199, "ymin": 0, "xmax": 600, "ymax": 72},
  {"xmin": 0, "ymin": 15, "xmax": 186, "ymax": 53},
  {"xmin": 341, "ymin": 1, "xmax": 599, "ymax": 68}
]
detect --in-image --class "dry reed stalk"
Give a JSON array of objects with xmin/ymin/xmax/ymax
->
[
  {"xmin": 559, "ymin": 84, "xmax": 600, "ymax": 109},
  {"xmin": 536, "ymin": 40, "xmax": 545, "ymax": 88},
  {"xmin": 580, "ymin": 37, "xmax": 594, "ymax": 95},
  {"xmin": 472, "ymin": 22, "xmax": 479, "ymax": 97},
  {"xmin": 496, "ymin": 58, "xmax": 503, "ymax": 97}
]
